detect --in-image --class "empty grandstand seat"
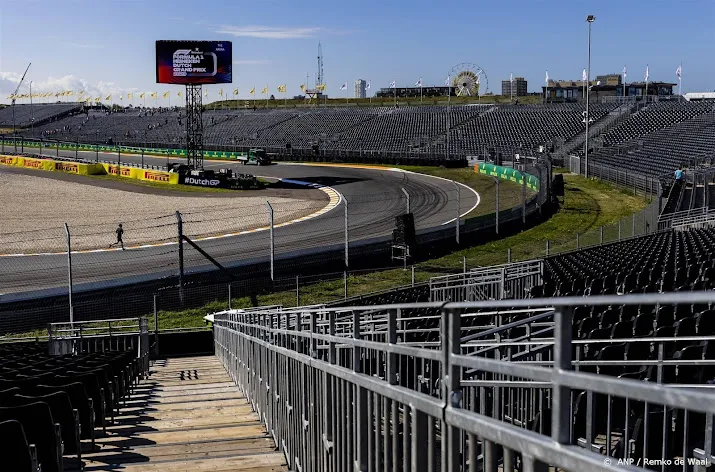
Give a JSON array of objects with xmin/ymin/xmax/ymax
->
[
  {"xmin": 0, "ymin": 419, "xmax": 38, "ymax": 472},
  {"xmin": 7, "ymin": 392, "xmax": 81, "ymax": 456},
  {"xmin": 0, "ymin": 402, "xmax": 62, "ymax": 472}
]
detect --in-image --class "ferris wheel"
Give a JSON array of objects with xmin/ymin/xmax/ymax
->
[{"xmin": 449, "ymin": 63, "xmax": 489, "ymax": 97}]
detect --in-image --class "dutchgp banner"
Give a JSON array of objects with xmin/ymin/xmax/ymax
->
[
  {"xmin": 156, "ymin": 40, "xmax": 232, "ymax": 85},
  {"xmin": 477, "ymin": 162, "xmax": 540, "ymax": 191}
]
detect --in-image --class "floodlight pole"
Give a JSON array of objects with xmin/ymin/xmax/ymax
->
[{"xmin": 585, "ymin": 15, "xmax": 595, "ymax": 179}]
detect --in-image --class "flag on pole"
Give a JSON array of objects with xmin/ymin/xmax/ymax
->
[
  {"xmin": 163, "ymin": 91, "xmax": 169, "ymax": 98},
  {"xmin": 105, "ymin": 94, "xmax": 111, "ymax": 101},
  {"xmin": 218, "ymin": 89, "xmax": 223, "ymax": 96},
  {"xmin": 389, "ymin": 80, "xmax": 396, "ymax": 88},
  {"xmin": 233, "ymin": 89, "xmax": 239, "ymax": 95},
  {"xmin": 277, "ymin": 85, "xmax": 286, "ymax": 93},
  {"xmin": 177, "ymin": 91, "xmax": 182, "ymax": 97},
  {"xmin": 249, "ymin": 87, "xmax": 256, "ymax": 95},
  {"xmin": 445, "ymin": 76, "xmax": 450, "ymax": 86},
  {"xmin": 300, "ymin": 84, "xmax": 306, "ymax": 92},
  {"xmin": 676, "ymin": 64, "xmax": 682, "ymax": 79},
  {"xmin": 128, "ymin": 93, "xmax": 133, "ymax": 100},
  {"xmin": 622, "ymin": 66, "xmax": 627, "ymax": 80},
  {"xmin": 645, "ymin": 65, "xmax": 649, "ymax": 82},
  {"xmin": 510, "ymin": 73, "xmax": 513, "ymax": 83},
  {"xmin": 204, "ymin": 89, "xmax": 208, "ymax": 97},
  {"xmin": 582, "ymin": 69, "xmax": 587, "ymax": 82},
  {"xmin": 316, "ymin": 84, "xmax": 326, "ymax": 91},
  {"xmin": 139, "ymin": 93, "xmax": 145, "ymax": 99},
  {"xmin": 545, "ymin": 70, "xmax": 549, "ymax": 84},
  {"xmin": 119, "ymin": 94, "xmax": 123, "ymax": 100},
  {"xmin": 415, "ymin": 78, "xmax": 422, "ymax": 87},
  {"xmin": 340, "ymin": 82, "xmax": 347, "ymax": 90},
  {"xmin": 261, "ymin": 86, "xmax": 268, "ymax": 94},
  {"xmin": 366, "ymin": 81, "xmax": 371, "ymax": 90}
]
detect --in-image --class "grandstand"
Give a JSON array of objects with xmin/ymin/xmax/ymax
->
[
  {"xmin": 15, "ymin": 103, "xmax": 619, "ymax": 159},
  {"xmin": 587, "ymin": 100, "xmax": 715, "ymax": 176},
  {"xmin": 0, "ymin": 104, "xmax": 82, "ymax": 128}
]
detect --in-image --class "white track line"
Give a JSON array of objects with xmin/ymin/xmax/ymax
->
[
  {"xmin": 388, "ymin": 168, "xmax": 481, "ymax": 225},
  {"xmin": 0, "ymin": 180, "xmax": 343, "ymax": 258}
]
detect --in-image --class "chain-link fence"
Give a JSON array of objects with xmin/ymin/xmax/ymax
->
[{"xmin": 0, "ymin": 148, "xmax": 661, "ymax": 336}]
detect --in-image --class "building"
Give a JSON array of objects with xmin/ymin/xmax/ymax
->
[
  {"xmin": 375, "ymin": 86, "xmax": 454, "ymax": 98},
  {"xmin": 502, "ymin": 77, "xmax": 528, "ymax": 97},
  {"xmin": 596, "ymin": 74, "xmax": 622, "ymax": 86},
  {"xmin": 543, "ymin": 78, "xmax": 676, "ymax": 103},
  {"xmin": 354, "ymin": 80, "xmax": 367, "ymax": 99}
]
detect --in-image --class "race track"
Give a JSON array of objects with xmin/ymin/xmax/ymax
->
[{"xmin": 0, "ymin": 149, "xmax": 479, "ymax": 297}]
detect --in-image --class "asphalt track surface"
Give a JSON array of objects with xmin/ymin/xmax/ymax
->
[{"xmin": 0, "ymin": 149, "xmax": 479, "ymax": 297}]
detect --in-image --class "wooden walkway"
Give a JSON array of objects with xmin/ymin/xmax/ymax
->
[{"xmin": 82, "ymin": 355, "xmax": 287, "ymax": 471}]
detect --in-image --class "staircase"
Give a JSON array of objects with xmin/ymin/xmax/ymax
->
[{"xmin": 552, "ymin": 103, "xmax": 632, "ymax": 161}]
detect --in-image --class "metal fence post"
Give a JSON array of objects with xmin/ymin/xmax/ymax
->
[
  {"xmin": 494, "ymin": 178, "xmax": 500, "ymax": 234},
  {"xmin": 354, "ymin": 310, "xmax": 369, "ymax": 471},
  {"xmin": 344, "ymin": 197, "xmax": 349, "ymax": 269},
  {"xmin": 176, "ymin": 211, "xmax": 184, "ymax": 298},
  {"xmin": 546, "ymin": 240, "xmax": 550, "ymax": 256},
  {"xmin": 462, "ymin": 256, "xmax": 467, "ymax": 273},
  {"xmin": 600, "ymin": 225, "xmax": 604, "ymax": 244},
  {"xmin": 296, "ymin": 275, "xmax": 299, "ymax": 307},
  {"xmin": 141, "ymin": 149, "xmax": 144, "ymax": 168},
  {"xmin": 632, "ymin": 213, "xmax": 636, "ymax": 236},
  {"xmin": 64, "ymin": 223, "xmax": 73, "ymax": 323},
  {"xmin": 576, "ymin": 232, "xmax": 580, "ymax": 249},
  {"xmin": 442, "ymin": 306, "xmax": 461, "ymax": 470},
  {"xmin": 522, "ymin": 174, "xmax": 527, "ymax": 226},
  {"xmin": 618, "ymin": 220, "xmax": 622, "ymax": 241},
  {"xmin": 153, "ymin": 294, "xmax": 159, "ymax": 356},
  {"xmin": 552, "ymin": 306, "xmax": 573, "ymax": 444},
  {"xmin": 411, "ymin": 265, "xmax": 415, "ymax": 286},
  {"xmin": 401, "ymin": 187, "xmax": 410, "ymax": 214},
  {"xmin": 228, "ymin": 284, "xmax": 232, "ymax": 310},
  {"xmin": 455, "ymin": 181, "xmax": 460, "ymax": 245},
  {"xmin": 343, "ymin": 271, "xmax": 348, "ymax": 299},
  {"xmin": 95, "ymin": 143, "xmax": 99, "ymax": 163},
  {"xmin": 75, "ymin": 140, "xmax": 78, "ymax": 160},
  {"xmin": 56, "ymin": 141, "xmax": 59, "ymax": 157},
  {"xmin": 267, "ymin": 201, "xmax": 274, "ymax": 281},
  {"xmin": 507, "ymin": 248, "xmax": 512, "ymax": 263}
]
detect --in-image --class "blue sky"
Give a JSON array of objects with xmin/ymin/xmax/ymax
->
[{"xmin": 1, "ymin": 0, "xmax": 713, "ymax": 104}]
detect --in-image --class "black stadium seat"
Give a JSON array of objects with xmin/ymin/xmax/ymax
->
[
  {"xmin": 0, "ymin": 419, "xmax": 39, "ymax": 472},
  {"xmin": 0, "ymin": 402, "xmax": 63, "ymax": 472}
]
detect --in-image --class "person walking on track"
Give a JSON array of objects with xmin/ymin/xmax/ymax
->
[{"xmin": 109, "ymin": 223, "xmax": 125, "ymax": 250}]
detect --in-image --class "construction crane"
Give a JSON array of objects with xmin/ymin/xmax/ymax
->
[{"xmin": 11, "ymin": 63, "xmax": 31, "ymax": 136}]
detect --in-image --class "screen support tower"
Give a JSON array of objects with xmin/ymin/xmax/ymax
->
[{"xmin": 185, "ymin": 84, "xmax": 204, "ymax": 170}]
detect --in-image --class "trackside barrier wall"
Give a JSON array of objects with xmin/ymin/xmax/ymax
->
[
  {"xmin": 0, "ymin": 155, "xmax": 105, "ymax": 175},
  {"xmin": 476, "ymin": 162, "xmax": 540, "ymax": 191},
  {"xmin": 0, "ymin": 138, "xmax": 247, "ymax": 160},
  {"xmin": 0, "ymin": 153, "xmax": 178, "ymax": 184},
  {"xmin": 212, "ymin": 292, "xmax": 715, "ymax": 472}
]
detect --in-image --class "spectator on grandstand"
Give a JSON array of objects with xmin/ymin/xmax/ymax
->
[
  {"xmin": 675, "ymin": 167, "xmax": 684, "ymax": 181},
  {"xmin": 108, "ymin": 223, "xmax": 125, "ymax": 250}
]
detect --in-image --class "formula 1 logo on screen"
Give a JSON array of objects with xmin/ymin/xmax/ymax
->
[{"xmin": 172, "ymin": 49, "xmax": 217, "ymax": 78}]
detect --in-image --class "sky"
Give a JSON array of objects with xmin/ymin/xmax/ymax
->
[{"xmin": 1, "ymin": 0, "xmax": 714, "ymax": 105}]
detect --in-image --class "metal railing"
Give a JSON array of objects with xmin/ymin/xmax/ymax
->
[
  {"xmin": 430, "ymin": 260, "xmax": 543, "ymax": 302},
  {"xmin": 213, "ymin": 291, "xmax": 715, "ymax": 472},
  {"xmin": 48, "ymin": 317, "xmax": 150, "ymax": 373},
  {"xmin": 659, "ymin": 208, "xmax": 715, "ymax": 231}
]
